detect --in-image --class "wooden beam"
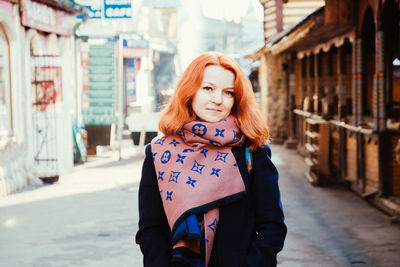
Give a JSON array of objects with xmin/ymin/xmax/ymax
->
[
  {"xmin": 269, "ymin": 18, "xmax": 315, "ymax": 55},
  {"xmin": 276, "ymin": 0, "xmax": 283, "ymax": 33}
]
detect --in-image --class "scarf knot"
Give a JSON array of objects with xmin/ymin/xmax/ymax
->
[{"xmin": 179, "ymin": 116, "xmax": 244, "ymax": 148}]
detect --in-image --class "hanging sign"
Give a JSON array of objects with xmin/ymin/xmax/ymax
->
[
  {"xmin": 76, "ymin": 0, "xmax": 102, "ymax": 19},
  {"xmin": 85, "ymin": 5, "xmax": 102, "ymax": 19},
  {"xmin": 76, "ymin": 0, "xmax": 132, "ymax": 19},
  {"xmin": 82, "ymin": 44, "xmax": 117, "ymax": 125},
  {"xmin": 104, "ymin": 0, "xmax": 132, "ymax": 19}
]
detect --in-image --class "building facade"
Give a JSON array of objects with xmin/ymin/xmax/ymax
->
[
  {"xmin": 255, "ymin": 0, "xmax": 400, "ymax": 216},
  {"xmin": 0, "ymin": 0, "xmax": 33, "ymax": 196},
  {"xmin": 248, "ymin": 0, "xmax": 324, "ymax": 143},
  {"xmin": 0, "ymin": 0, "xmax": 82, "ymax": 196}
]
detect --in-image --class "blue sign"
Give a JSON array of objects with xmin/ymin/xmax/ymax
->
[
  {"xmin": 75, "ymin": 0, "xmax": 102, "ymax": 19},
  {"xmin": 85, "ymin": 6, "xmax": 102, "ymax": 19},
  {"xmin": 104, "ymin": 0, "xmax": 132, "ymax": 19},
  {"xmin": 76, "ymin": 0, "xmax": 132, "ymax": 19}
]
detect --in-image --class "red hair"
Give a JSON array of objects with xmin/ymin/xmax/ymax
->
[{"xmin": 159, "ymin": 51, "xmax": 268, "ymax": 150}]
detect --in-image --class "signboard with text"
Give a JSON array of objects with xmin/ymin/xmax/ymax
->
[
  {"xmin": 75, "ymin": 0, "xmax": 101, "ymax": 19},
  {"xmin": 85, "ymin": 5, "xmax": 102, "ymax": 19},
  {"xmin": 82, "ymin": 44, "xmax": 117, "ymax": 125},
  {"xmin": 104, "ymin": 0, "xmax": 132, "ymax": 19},
  {"xmin": 76, "ymin": 0, "xmax": 132, "ymax": 19}
]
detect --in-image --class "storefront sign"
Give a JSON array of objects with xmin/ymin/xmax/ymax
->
[
  {"xmin": 85, "ymin": 5, "xmax": 102, "ymax": 19},
  {"xmin": 76, "ymin": 0, "xmax": 132, "ymax": 19},
  {"xmin": 76, "ymin": 0, "xmax": 102, "ymax": 19},
  {"xmin": 22, "ymin": 0, "xmax": 75, "ymax": 35},
  {"xmin": 82, "ymin": 44, "xmax": 116, "ymax": 125},
  {"xmin": 104, "ymin": 0, "xmax": 132, "ymax": 19}
]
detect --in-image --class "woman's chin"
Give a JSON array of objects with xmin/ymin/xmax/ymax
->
[{"xmin": 198, "ymin": 117, "xmax": 225, "ymax": 123}]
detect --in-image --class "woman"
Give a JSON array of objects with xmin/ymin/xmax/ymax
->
[{"xmin": 136, "ymin": 51, "xmax": 286, "ymax": 267}]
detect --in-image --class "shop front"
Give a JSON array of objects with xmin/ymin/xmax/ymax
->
[
  {"xmin": 0, "ymin": 0, "xmax": 41, "ymax": 196},
  {"xmin": 21, "ymin": 0, "xmax": 81, "ymax": 182},
  {"xmin": 258, "ymin": 0, "xmax": 400, "ymax": 216}
]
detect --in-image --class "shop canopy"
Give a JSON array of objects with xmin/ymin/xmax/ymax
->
[{"xmin": 246, "ymin": 6, "xmax": 355, "ymax": 60}]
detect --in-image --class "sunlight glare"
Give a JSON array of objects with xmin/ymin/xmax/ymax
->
[
  {"xmin": 201, "ymin": 0, "xmax": 252, "ymax": 23},
  {"xmin": 3, "ymin": 217, "xmax": 17, "ymax": 228}
]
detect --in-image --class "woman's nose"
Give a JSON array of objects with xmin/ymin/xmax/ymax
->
[{"xmin": 212, "ymin": 90, "xmax": 222, "ymax": 104}]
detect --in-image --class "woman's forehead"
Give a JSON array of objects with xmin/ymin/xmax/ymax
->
[{"xmin": 202, "ymin": 65, "xmax": 235, "ymax": 85}]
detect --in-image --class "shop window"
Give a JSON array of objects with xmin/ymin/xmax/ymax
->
[
  {"xmin": 31, "ymin": 56, "xmax": 62, "ymax": 112},
  {"xmin": 30, "ymin": 34, "xmax": 62, "ymax": 112},
  {"xmin": 0, "ymin": 25, "xmax": 11, "ymax": 132}
]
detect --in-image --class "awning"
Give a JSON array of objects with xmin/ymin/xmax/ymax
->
[
  {"xmin": 268, "ymin": 18, "xmax": 316, "ymax": 55},
  {"xmin": 295, "ymin": 27, "xmax": 355, "ymax": 58},
  {"xmin": 244, "ymin": 7, "xmax": 322, "ymax": 60},
  {"xmin": 267, "ymin": 6, "xmax": 355, "ymax": 57},
  {"xmin": 250, "ymin": 6, "xmax": 355, "ymax": 59},
  {"xmin": 244, "ymin": 46, "xmax": 267, "ymax": 61}
]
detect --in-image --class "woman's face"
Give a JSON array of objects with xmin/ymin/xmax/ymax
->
[{"xmin": 192, "ymin": 65, "xmax": 235, "ymax": 123}]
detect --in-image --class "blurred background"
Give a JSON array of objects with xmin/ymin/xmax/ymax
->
[{"xmin": 0, "ymin": 0, "xmax": 400, "ymax": 266}]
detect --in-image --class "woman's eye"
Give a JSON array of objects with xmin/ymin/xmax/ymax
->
[
  {"xmin": 225, "ymin": 91, "xmax": 235, "ymax": 97},
  {"xmin": 202, "ymin": 86, "xmax": 213, "ymax": 91}
]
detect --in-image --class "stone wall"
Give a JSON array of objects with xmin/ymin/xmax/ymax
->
[
  {"xmin": 264, "ymin": 52, "xmax": 289, "ymax": 143},
  {"xmin": 0, "ymin": 137, "xmax": 41, "ymax": 197}
]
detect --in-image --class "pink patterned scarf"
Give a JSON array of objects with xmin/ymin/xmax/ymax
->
[{"xmin": 151, "ymin": 116, "xmax": 246, "ymax": 266}]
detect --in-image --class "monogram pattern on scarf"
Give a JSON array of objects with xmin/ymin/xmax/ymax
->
[{"xmin": 151, "ymin": 116, "xmax": 246, "ymax": 267}]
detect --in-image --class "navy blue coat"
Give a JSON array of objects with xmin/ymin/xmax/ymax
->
[{"xmin": 136, "ymin": 143, "xmax": 287, "ymax": 267}]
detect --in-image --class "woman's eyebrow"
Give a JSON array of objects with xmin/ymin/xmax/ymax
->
[
  {"xmin": 202, "ymin": 82, "xmax": 234, "ymax": 90},
  {"xmin": 201, "ymin": 81, "xmax": 215, "ymax": 86}
]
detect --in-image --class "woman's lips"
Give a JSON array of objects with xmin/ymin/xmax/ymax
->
[{"xmin": 206, "ymin": 108, "xmax": 221, "ymax": 112}]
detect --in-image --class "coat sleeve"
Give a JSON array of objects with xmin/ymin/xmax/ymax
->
[
  {"xmin": 135, "ymin": 144, "xmax": 172, "ymax": 267},
  {"xmin": 246, "ymin": 144, "xmax": 287, "ymax": 267}
]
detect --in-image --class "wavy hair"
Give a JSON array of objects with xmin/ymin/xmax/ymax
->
[{"xmin": 159, "ymin": 51, "xmax": 268, "ymax": 150}]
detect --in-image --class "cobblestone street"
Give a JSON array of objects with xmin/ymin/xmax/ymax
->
[{"xmin": 0, "ymin": 143, "xmax": 399, "ymax": 266}]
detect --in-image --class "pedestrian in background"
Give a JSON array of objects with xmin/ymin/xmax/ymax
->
[{"xmin": 136, "ymin": 51, "xmax": 286, "ymax": 267}]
